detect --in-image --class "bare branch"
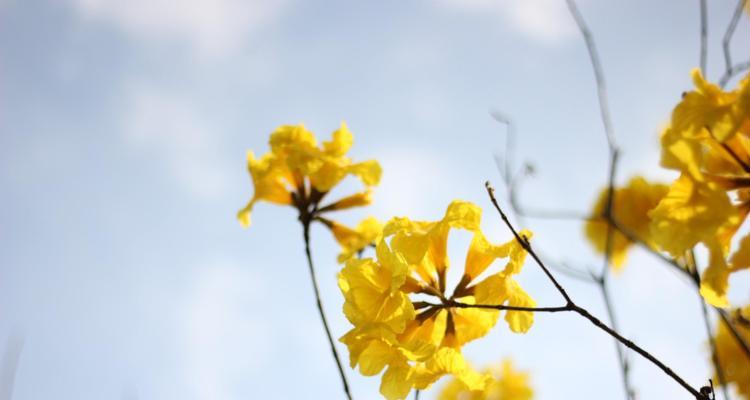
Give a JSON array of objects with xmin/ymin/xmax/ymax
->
[
  {"xmin": 485, "ymin": 182, "xmax": 709, "ymax": 400},
  {"xmin": 565, "ymin": 0, "xmax": 617, "ymax": 153}
]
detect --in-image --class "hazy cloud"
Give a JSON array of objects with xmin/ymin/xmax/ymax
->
[
  {"xmin": 124, "ymin": 83, "xmax": 230, "ymax": 198},
  {"xmin": 438, "ymin": 0, "xmax": 576, "ymax": 44},
  {"xmin": 70, "ymin": 0, "xmax": 288, "ymax": 58}
]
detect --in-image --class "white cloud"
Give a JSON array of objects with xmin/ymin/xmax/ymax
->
[
  {"xmin": 181, "ymin": 261, "xmax": 271, "ymax": 400},
  {"xmin": 124, "ymin": 83, "xmax": 230, "ymax": 198},
  {"xmin": 70, "ymin": 0, "xmax": 288, "ymax": 58},
  {"xmin": 438, "ymin": 0, "xmax": 576, "ymax": 44}
]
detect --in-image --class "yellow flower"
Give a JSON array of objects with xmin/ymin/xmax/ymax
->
[
  {"xmin": 584, "ymin": 176, "xmax": 669, "ymax": 269},
  {"xmin": 438, "ymin": 359, "xmax": 534, "ymax": 400},
  {"xmin": 649, "ymin": 174, "xmax": 739, "ymax": 257},
  {"xmin": 714, "ymin": 305, "xmax": 750, "ymax": 398},
  {"xmin": 237, "ymin": 122, "xmax": 382, "ymax": 255},
  {"xmin": 338, "ymin": 200, "xmax": 535, "ymax": 399},
  {"xmin": 238, "ymin": 122, "xmax": 381, "ymax": 227},
  {"xmin": 653, "ymin": 70, "xmax": 750, "ymax": 307}
]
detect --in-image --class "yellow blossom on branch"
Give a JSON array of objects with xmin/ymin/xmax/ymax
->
[
  {"xmin": 438, "ymin": 359, "xmax": 534, "ymax": 400},
  {"xmin": 584, "ymin": 176, "xmax": 668, "ymax": 269},
  {"xmin": 237, "ymin": 123, "xmax": 382, "ymax": 256},
  {"xmin": 338, "ymin": 200, "xmax": 535, "ymax": 399},
  {"xmin": 651, "ymin": 69, "xmax": 750, "ymax": 307}
]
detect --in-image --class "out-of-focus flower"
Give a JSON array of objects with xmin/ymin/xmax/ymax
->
[
  {"xmin": 318, "ymin": 216, "xmax": 383, "ymax": 263},
  {"xmin": 651, "ymin": 69, "xmax": 750, "ymax": 307},
  {"xmin": 714, "ymin": 305, "xmax": 750, "ymax": 398},
  {"xmin": 438, "ymin": 359, "xmax": 533, "ymax": 400},
  {"xmin": 237, "ymin": 123, "xmax": 382, "ymax": 258},
  {"xmin": 584, "ymin": 176, "xmax": 668, "ymax": 269},
  {"xmin": 338, "ymin": 200, "xmax": 535, "ymax": 399}
]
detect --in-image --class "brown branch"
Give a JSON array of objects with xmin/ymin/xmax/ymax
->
[
  {"xmin": 609, "ymin": 217, "xmax": 750, "ymax": 362},
  {"xmin": 485, "ymin": 182, "xmax": 709, "ymax": 400},
  {"xmin": 442, "ymin": 300, "xmax": 570, "ymax": 313},
  {"xmin": 301, "ymin": 220, "xmax": 353, "ymax": 400}
]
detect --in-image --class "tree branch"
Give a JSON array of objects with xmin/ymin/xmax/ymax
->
[{"xmin": 485, "ymin": 182, "xmax": 709, "ymax": 400}]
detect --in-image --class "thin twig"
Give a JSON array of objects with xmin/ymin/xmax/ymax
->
[
  {"xmin": 699, "ymin": 0, "xmax": 708, "ymax": 75},
  {"xmin": 302, "ymin": 222, "xmax": 353, "ymax": 400},
  {"xmin": 719, "ymin": 60, "xmax": 750, "ymax": 88},
  {"xmin": 565, "ymin": 0, "xmax": 616, "ymax": 151},
  {"xmin": 565, "ymin": 0, "xmax": 633, "ymax": 395},
  {"xmin": 686, "ymin": 251, "xmax": 730, "ymax": 400},
  {"xmin": 722, "ymin": 0, "xmax": 748, "ymax": 77},
  {"xmin": 700, "ymin": 286, "xmax": 730, "ymax": 400},
  {"xmin": 485, "ymin": 182, "xmax": 709, "ymax": 400},
  {"xmin": 610, "ymin": 216, "xmax": 750, "ymax": 361},
  {"xmin": 599, "ymin": 150, "xmax": 634, "ymax": 400},
  {"xmin": 491, "ymin": 110, "xmax": 515, "ymax": 186},
  {"xmin": 441, "ymin": 301, "xmax": 570, "ymax": 313}
]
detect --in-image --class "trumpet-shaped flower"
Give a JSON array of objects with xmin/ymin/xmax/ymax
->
[
  {"xmin": 338, "ymin": 200, "xmax": 535, "ymax": 399},
  {"xmin": 438, "ymin": 359, "xmax": 534, "ymax": 400},
  {"xmin": 652, "ymin": 70, "xmax": 750, "ymax": 306},
  {"xmin": 237, "ymin": 123, "xmax": 382, "ymax": 258},
  {"xmin": 584, "ymin": 176, "xmax": 669, "ymax": 269},
  {"xmin": 714, "ymin": 305, "xmax": 750, "ymax": 398}
]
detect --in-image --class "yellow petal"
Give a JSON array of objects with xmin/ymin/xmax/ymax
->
[
  {"xmin": 349, "ymin": 159, "xmax": 383, "ymax": 187},
  {"xmin": 237, "ymin": 200, "xmax": 255, "ymax": 228},
  {"xmin": 413, "ymin": 348, "xmax": 489, "ymax": 392},
  {"xmin": 450, "ymin": 304, "xmax": 500, "ymax": 347},
  {"xmin": 380, "ymin": 365, "xmax": 413, "ymax": 400},
  {"xmin": 649, "ymin": 174, "xmax": 738, "ymax": 257},
  {"xmin": 443, "ymin": 200, "xmax": 482, "ymax": 231},
  {"xmin": 700, "ymin": 242, "xmax": 730, "ymax": 308},
  {"xmin": 729, "ymin": 234, "xmax": 750, "ymax": 270},
  {"xmin": 464, "ymin": 231, "xmax": 513, "ymax": 279},
  {"xmin": 504, "ymin": 281, "xmax": 536, "ymax": 333},
  {"xmin": 323, "ymin": 121, "xmax": 354, "ymax": 157},
  {"xmin": 358, "ymin": 340, "xmax": 398, "ymax": 376},
  {"xmin": 320, "ymin": 190, "xmax": 374, "ymax": 212}
]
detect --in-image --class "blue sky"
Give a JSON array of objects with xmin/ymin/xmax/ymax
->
[{"xmin": 1, "ymin": 0, "xmax": 749, "ymax": 399}]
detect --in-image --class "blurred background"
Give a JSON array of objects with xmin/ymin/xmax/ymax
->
[{"xmin": 1, "ymin": 0, "xmax": 749, "ymax": 398}]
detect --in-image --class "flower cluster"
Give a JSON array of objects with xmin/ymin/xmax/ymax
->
[
  {"xmin": 649, "ymin": 69, "xmax": 750, "ymax": 307},
  {"xmin": 584, "ymin": 176, "xmax": 669, "ymax": 269},
  {"xmin": 714, "ymin": 305, "xmax": 750, "ymax": 397},
  {"xmin": 437, "ymin": 359, "xmax": 533, "ymax": 400},
  {"xmin": 237, "ymin": 122, "xmax": 383, "ymax": 261},
  {"xmin": 338, "ymin": 200, "xmax": 535, "ymax": 399}
]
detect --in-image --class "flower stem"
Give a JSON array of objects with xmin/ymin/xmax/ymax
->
[{"xmin": 302, "ymin": 221, "xmax": 353, "ymax": 400}]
